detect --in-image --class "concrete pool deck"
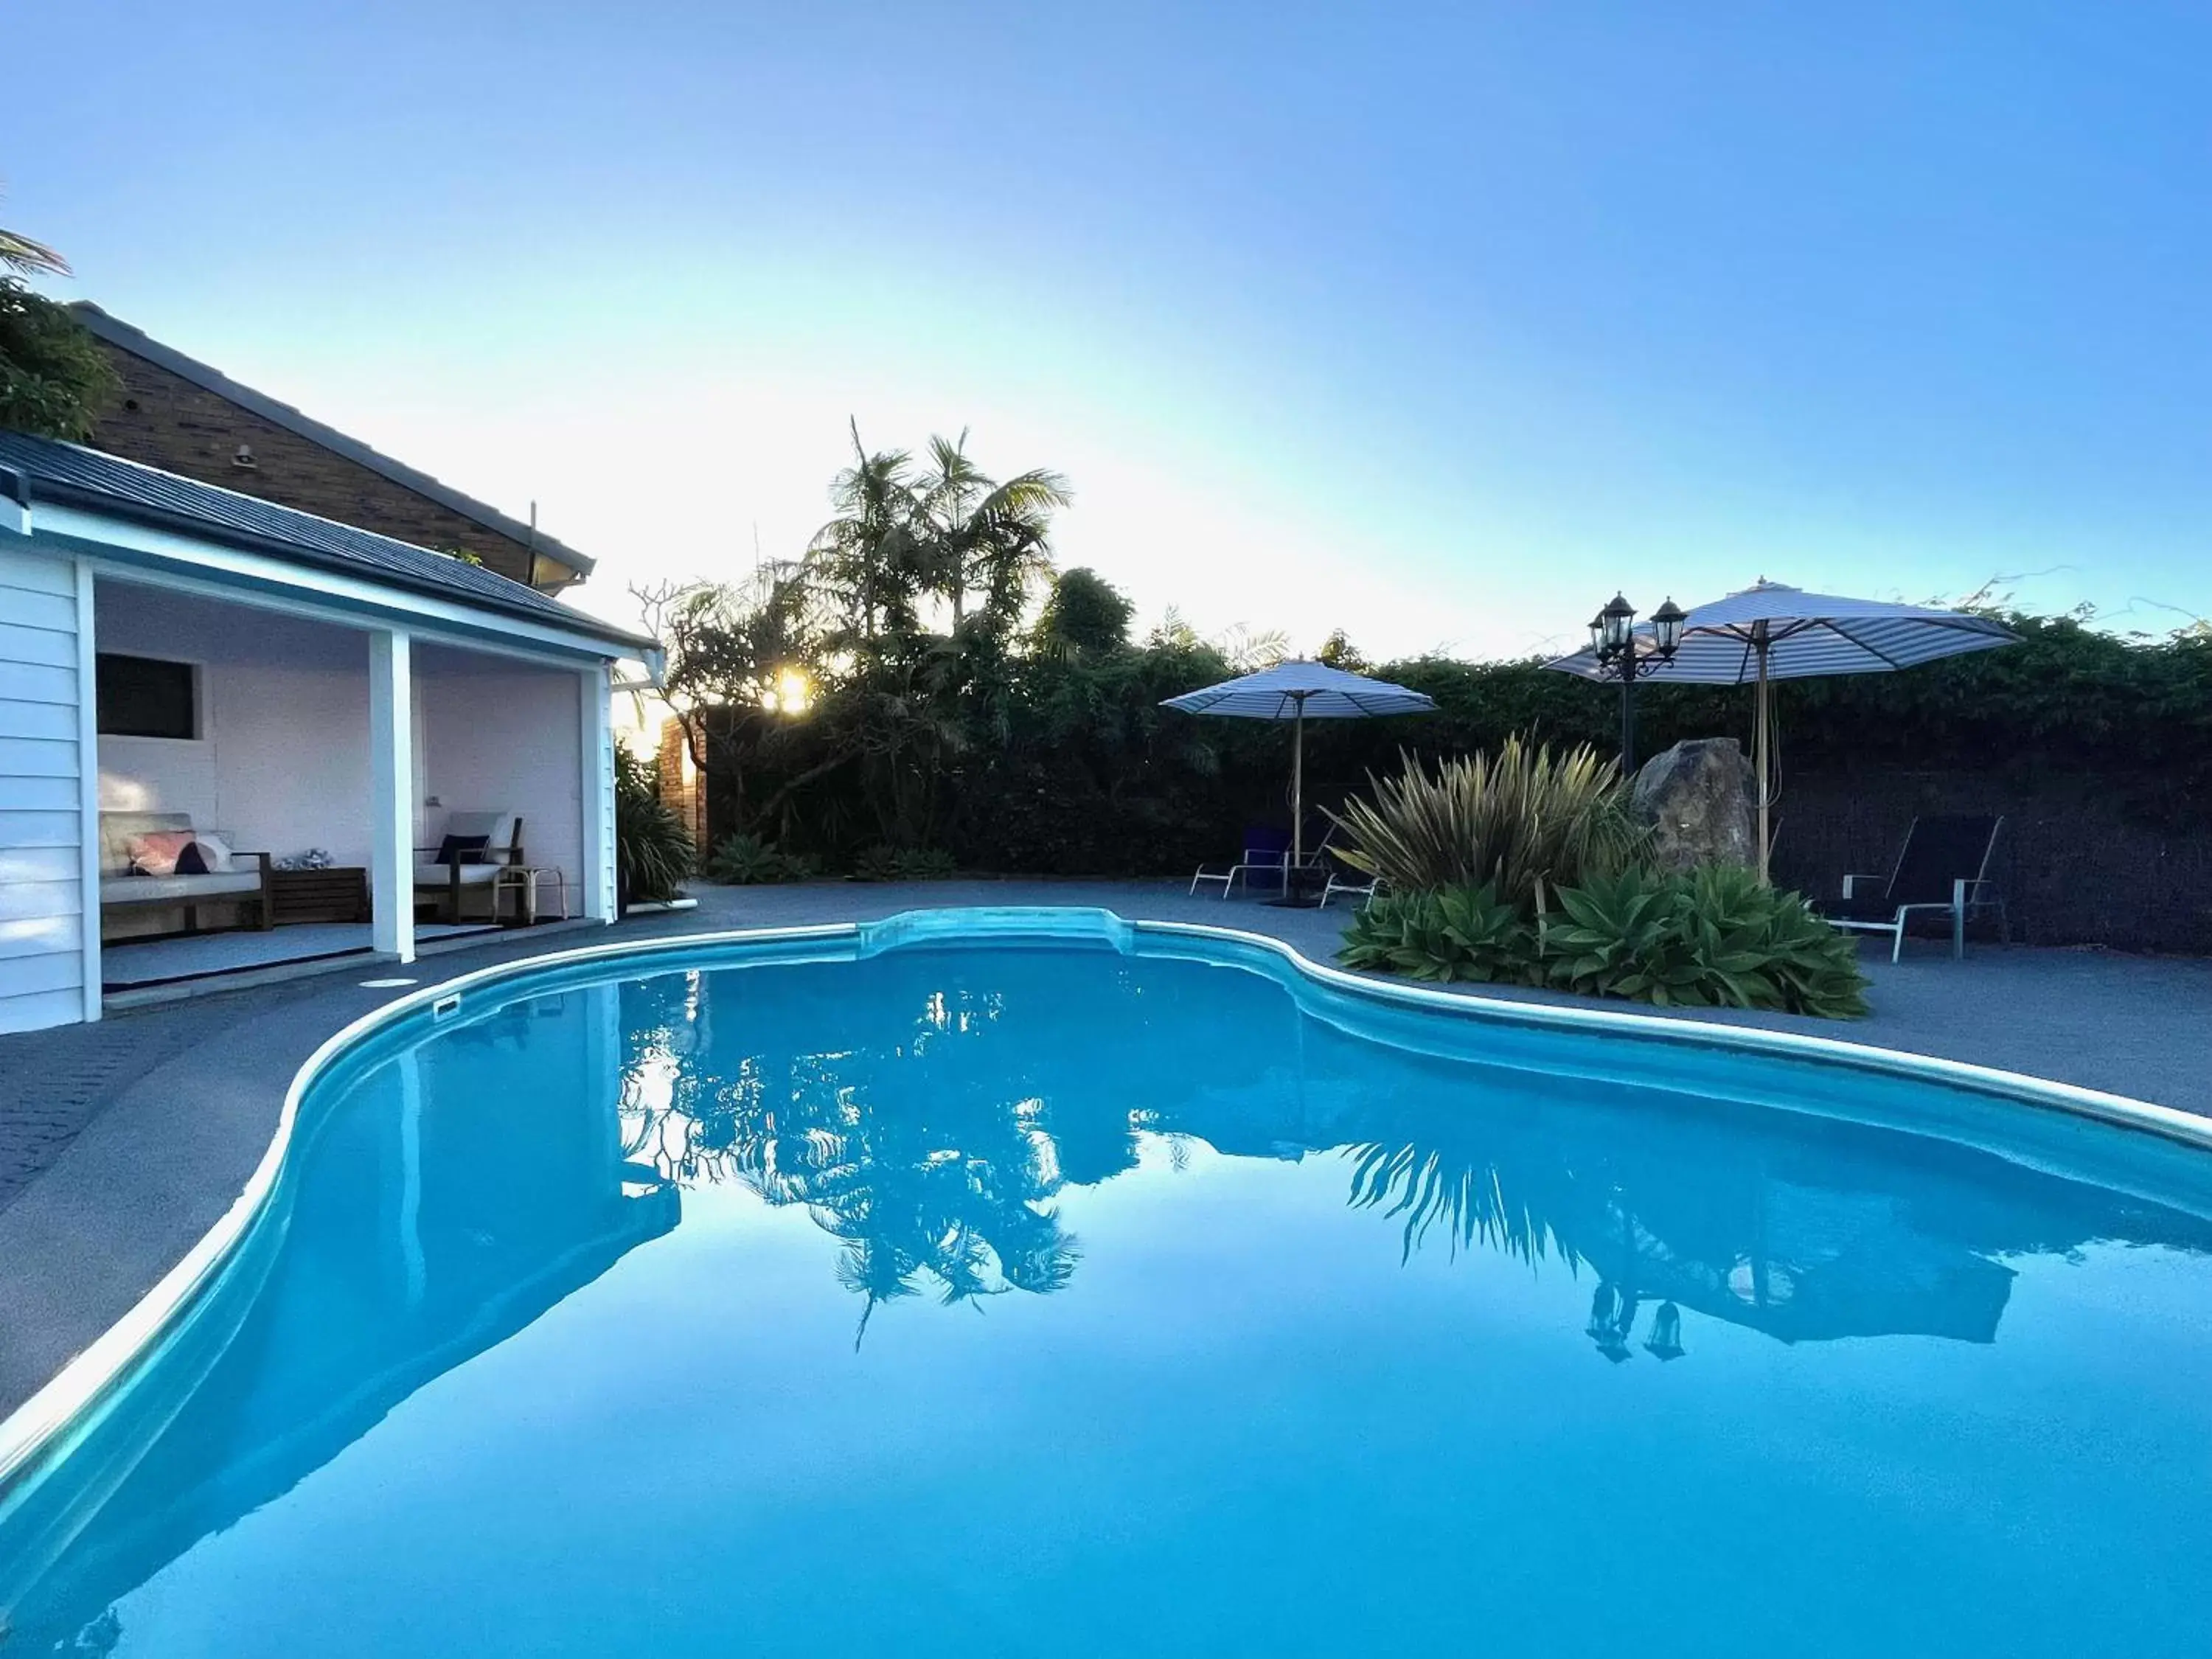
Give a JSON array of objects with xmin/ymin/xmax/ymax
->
[{"xmin": 1, "ymin": 877, "xmax": 2208, "ymax": 1419}]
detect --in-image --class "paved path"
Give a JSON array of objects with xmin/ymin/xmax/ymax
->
[{"xmin": 0, "ymin": 878, "xmax": 2205, "ymax": 1417}]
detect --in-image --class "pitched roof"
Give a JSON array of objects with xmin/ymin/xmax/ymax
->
[
  {"xmin": 0, "ymin": 430, "xmax": 651, "ymax": 653},
  {"xmin": 68, "ymin": 302, "xmax": 596, "ymax": 578}
]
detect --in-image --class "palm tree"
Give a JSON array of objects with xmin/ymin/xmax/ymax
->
[
  {"xmin": 914, "ymin": 429, "xmax": 1071, "ymax": 633},
  {"xmin": 808, "ymin": 420, "xmax": 924, "ymax": 648}
]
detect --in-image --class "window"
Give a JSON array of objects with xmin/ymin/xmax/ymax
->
[{"xmin": 97, "ymin": 654, "xmax": 199, "ymax": 740}]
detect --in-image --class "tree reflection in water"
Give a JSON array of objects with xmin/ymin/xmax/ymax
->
[
  {"xmin": 613, "ymin": 951, "xmax": 2212, "ymax": 1357},
  {"xmin": 616, "ymin": 968, "xmax": 1080, "ymax": 1343}
]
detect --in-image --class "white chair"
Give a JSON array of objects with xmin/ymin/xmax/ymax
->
[
  {"xmin": 1189, "ymin": 828, "xmax": 1295, "ymax": 899},
  {"xmin": 414, "ymin": 811, "xmax": 525, "ymax": 923},
  {"xmin": 1318, "ymin": 866, "xmax": 1385, "ymax": 910}
]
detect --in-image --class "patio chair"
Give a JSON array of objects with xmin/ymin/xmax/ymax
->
[
  {"xmin": 414, "ymin": 811, "xmax": 526, "ymax": 923},
  {"xmin": 1203, "ymin": 827, "xmax": 1318, "ymax": 902},
  {"xmin": 1189, "ymin": 824, "xmax": 1293, "ymax": 899},
  {"xmin": 1318, "ymin": 847, "xmax": 1385, "ymax": 911},
  {"xmin": 1815, "ymin": 814, "xmax": 2008, "ymax": 962}
]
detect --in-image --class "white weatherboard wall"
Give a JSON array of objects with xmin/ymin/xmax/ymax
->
[
  {"xmin": 0, "ymin": 544, "xmax": 91, "ymax": 1032},
  {"xmin": 95, "ymin": 582, "xmax": 371, "ymax": 939}
]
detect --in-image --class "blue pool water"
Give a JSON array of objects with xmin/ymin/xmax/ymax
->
[{"xmin": 4, "ymin": 925, "xmax": 2211, "ymax": 1656}]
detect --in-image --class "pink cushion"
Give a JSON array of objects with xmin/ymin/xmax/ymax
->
[{"xmin": 125, "ymin": 830, "xmax": 198, "ymax": 877}]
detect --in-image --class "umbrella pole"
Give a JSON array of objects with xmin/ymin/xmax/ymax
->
[
  {"xmin": 1292, "ymin": 700, "xmax": 1306, "ymax": 869},
  {"xmin": 1755, "ymin": 645, "xmax": 1771, "ymax": 884}
]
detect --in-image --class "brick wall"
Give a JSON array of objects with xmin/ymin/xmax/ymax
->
[
  {"xmin": 86, "ymin": 344, "xmax": 550, "ymax": 587},
  {"xmin": 656, "ymin": 718, "xmax": 709, "ymax": 850}
]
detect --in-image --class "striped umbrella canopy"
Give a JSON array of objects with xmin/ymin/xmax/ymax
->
[
  {"xmin": 1164, "ymin": 661, "xmax": 1436, "ymax": 878},
  {"xmin": 1163, "ymin": 658, "xmax": 1439, "ymax": 720},
  {"xmin": 1543, "ymin": 581, "xmax": 2019, "ymax": 877}
]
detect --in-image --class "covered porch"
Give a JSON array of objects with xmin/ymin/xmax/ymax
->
[
  {"xmin": 91, "ymin": 577, "xmax": 619, "ymax": 998},
  {"xmin": 0, "ymin": 429, "xmax": 648, "ymax": 1032}
]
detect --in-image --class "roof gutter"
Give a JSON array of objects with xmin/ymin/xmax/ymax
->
[{"xmin": 0, "ymin": 463, "xmax": 27, "ymax": 535}]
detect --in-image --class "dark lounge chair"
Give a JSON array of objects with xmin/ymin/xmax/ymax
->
[{"xmin": 1817, "ymin": 813, "xmax": 2008, "ymax": 961}]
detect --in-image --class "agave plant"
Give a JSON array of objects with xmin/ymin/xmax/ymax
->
[
  {"xmin": 1543, "ymin": 863, "xmax": 1870, "ymax": 1017},
  {"xmin": 1324, "ymin": 735, "xmax": 1644, "ymax": 912},
  {"xmin": 1340, "ymin": 862, "xmax": 1870, "ymax": 1018},
  {"xmin": 1338, "ymin": 883, "xmax": 1537, "ymax": 984},
  {"xmin": 1544, "ymin": 868, "xmax": 1721, "ymax": 1006},
  {"xmin": 704, "ymin": 832, "xmax": 816, "ymax": 885}
]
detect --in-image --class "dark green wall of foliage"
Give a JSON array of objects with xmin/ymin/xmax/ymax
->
[{"xmin": 700, "ymin": 609, "xmax": 2211, "ymax": 872}]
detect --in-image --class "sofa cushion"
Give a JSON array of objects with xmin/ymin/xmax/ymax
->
[
  {"xmin": 126, "ymin": 830, "xmax": 198, "ymax": 877},
  {"xmin": 442, "ymin": 812, "xmax": 516, "ymax": 853},
  {"xmin": 184, "ymin": 832, "xmax": 235, "ymax": 873},
  {"xmin": 434, "ymin": 833, "xmax": 492, "ymax": 866},
  {"xmin": 102, "ymin": 871, "xmax": 265, "ymax": 905},
  {"xmin": 101, "ymin": 813, "xmax": 195, "ymax": 876}
]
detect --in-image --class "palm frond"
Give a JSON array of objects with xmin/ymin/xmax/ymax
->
[{"xmin": 0, "ymin": 229, "xmax": 69, "ymax": 277}]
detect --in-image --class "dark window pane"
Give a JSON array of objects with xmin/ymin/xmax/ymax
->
[{"xmin": 97, "ymin": 654, "xmax": 198, "ymax": 740}]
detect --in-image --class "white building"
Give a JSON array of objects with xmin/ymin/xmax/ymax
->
[{"xmin": 0, "ymin": 431, "xmax": 655, "ymax": 1033}]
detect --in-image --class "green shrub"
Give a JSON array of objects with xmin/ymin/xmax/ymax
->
[
  {"xmin": 1338, "ymin": 884, "xmax": 1537, "ymax": 984},
  {"xmin": 704, "ymin": 832, "xmax": 816, "ymax": 885},
  {"xmin": 1338, "ymin": 864, "xmax": 1871, "ymax": 1018},
  {"xmin": 1325, "ymin": 736, "xmax": 1643, "ymax": 912},
  {"xmin": 1545, "ymin": 864, "xmax": 1869, "ymax": 1016},
  {"xmin": 615, "ymin": 746, "xmax": 695, "ymax": 905},
  {"xmin": 849, "ymin": 845, "xmax": 959, "ymax": 882},
  {"xmin": 0, "ymin": 279, "xmax": 119, "ymax": 441}
]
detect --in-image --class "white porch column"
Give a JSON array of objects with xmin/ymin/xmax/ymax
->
[
  {"xmin": 369, "ymin": 628, "xmax": 416, "ymax": 961},
  {"xmin": 73, "ymin": 558, "xmax": 103, "ymax": 1023},
  {"xmin": 580, "ymin": 661, "xmax": 616, "ymax": 921}
]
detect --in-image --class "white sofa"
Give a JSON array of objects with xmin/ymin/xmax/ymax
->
[
  {"xmin": 99, "ymin": 811, "xmax": 273, "ymax": 933},
  {"xmin": 414, "ymin": 810, "xmax": 525, "ymax": 922}
]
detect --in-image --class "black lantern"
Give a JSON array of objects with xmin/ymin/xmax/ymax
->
[
  {"xmin": 1599, "ymin": 592, "xmax": 1636, "ymax": 654},
  {"xmin": 1585, "ymin": 591, "xmax": 1686, "ymax": 776}
]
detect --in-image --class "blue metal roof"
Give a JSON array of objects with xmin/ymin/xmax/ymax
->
[{"xmin": 0, "ymin": 430, "xmax": 650, "ymax": 653}]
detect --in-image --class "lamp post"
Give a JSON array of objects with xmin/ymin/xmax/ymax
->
[{"xmin": 1587, "ymin": 593, "xmax": 1686, "ymax": 776}]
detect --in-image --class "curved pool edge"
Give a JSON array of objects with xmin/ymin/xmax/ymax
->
[{"xmin": 1, "ymin": 905, "xmax": 2205, "ymax": 1498}]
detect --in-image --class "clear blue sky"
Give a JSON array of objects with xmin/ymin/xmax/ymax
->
[{"xmin": 10, "ymin": 2, "xmax": 2209, "ymax": 656}]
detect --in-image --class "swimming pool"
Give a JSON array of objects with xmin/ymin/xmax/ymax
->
[{"xmin": 3, "ymin": 913, "xmax": 2209, "ymax": 1656}]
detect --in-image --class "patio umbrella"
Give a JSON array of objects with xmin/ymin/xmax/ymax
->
[
  {"xmin": 1163, "ymin": 660, "xmax": 1436, "ymax": 890},
  {"xmin": 1543, "ymin": 581, "xmax": 2018, "ymax": 881}
]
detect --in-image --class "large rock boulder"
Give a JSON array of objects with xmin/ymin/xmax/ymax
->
[{"xmin": 1631, "ymin": 738, "xmax": 1755, "ymax": 872}]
